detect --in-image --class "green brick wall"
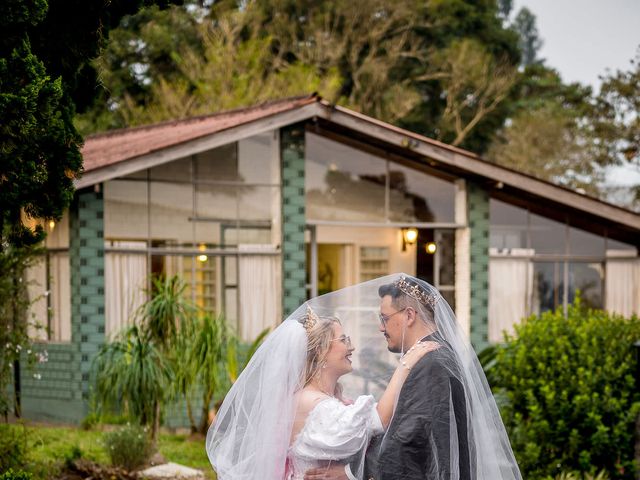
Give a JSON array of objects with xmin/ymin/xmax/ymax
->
[
  {"xmin": 468, "ymin": 182, "xmax": 490, "ymax": 351},
  {"xmin": 281, "ymin": 125, "xmax": 307, "ymax": 317},
  {"xmin": 71, "ymin": 189, "xmax": 106, "ymax": 409},
  {"xmin": 19, "ymin": 343, "xmax": 84, "ymax": 423},
  {"xmin": 19, "ymin": 189, "xmax": 105, "ymax": 423}
]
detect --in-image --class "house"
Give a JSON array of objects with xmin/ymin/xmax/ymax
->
[{"xmin": 22, "ymin": 94, "xmax": 640, "ymax": 424}]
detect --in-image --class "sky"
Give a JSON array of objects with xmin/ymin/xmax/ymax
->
[{"xmin": 514, "ymin": 0, "xmax": 640, "ymax": 187}]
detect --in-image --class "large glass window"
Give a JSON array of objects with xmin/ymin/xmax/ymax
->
[
  {"xmin": 388, "ymin": 164, "xmax": 455, "ymax": 223},
  {"xmin": 489, "ymin": 199, "xmax": 528, "ymax": 250},
  {"xmin": 306, "ymin": 133, "xmax": 386, "ymax": 221},
  {"xmin": 568, "ymin": 262, "xmax": 603, "ymax": 309},
  {"xmin": 490, "ymin": 198, "xmax": 628, "ymax": 332},
  {"xmin": 532, "ymin": 261, "xmax": 562, "ymax": 314},
  {"xmin": 529, "ymin": 213, "xmax": 566, "ymax": 254},
  {"xmin": 305, "ymin": 133, "xmax": 455, "ymax": 223},
  {"xmin": 104, "ymin": 133, "xmax": 281, "ymax": 337}
]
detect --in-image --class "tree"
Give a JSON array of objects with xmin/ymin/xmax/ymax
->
[
  {"xmin": 93, "ymin": 325, "xmax": 172, "ymax": 443},
  {"xmin": 116, "ymin": 10, "xmax": 342, "ymax": 126},
  {"xmin": 0, "ymin": 0, "xmax": 176, "ymax": 419},
  {"xmin": 79, "ymin": 0, "xmax": 523, "ymax": 154},
  {"xmin": 486, "ymin": 64, "xmax": 606, "ymax": 195},
  {"xmin": 512, "ymin": 7, "xmax": 543, "ymax": 67},
  {"xmin": 487, "ymin": 102, "xmax": 604, "ymax": 195},
  {"xmin": 590, "ymin": 48, "xmax": 640, "ymax": 210},
  {"xmin": 0, "ymin": 0, "xmax": 82, "ymax": 419},
  {"xmin": 419, "ymin": 39, "xmax": 517, "ymax": 147}
]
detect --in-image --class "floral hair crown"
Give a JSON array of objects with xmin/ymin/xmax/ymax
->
[
  {"xmin": 299, "ymin": 305, "xmax": 319, "ymax": 332},
  {"xmin": 393, "ymin": 275, "xmax": 440, "ymax": 309}
]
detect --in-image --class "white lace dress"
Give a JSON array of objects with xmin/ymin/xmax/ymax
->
[{"xmin": 287, "ymin": 395, "xmax": 384, "ymax": 480}]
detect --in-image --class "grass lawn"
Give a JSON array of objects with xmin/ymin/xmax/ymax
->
[{"xmin": 2, "ymin": 423, "xmax": 213, "ymax": 479}]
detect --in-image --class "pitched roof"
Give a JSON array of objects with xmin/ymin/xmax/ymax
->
[
  {"xmin": 78, "ymin": 94, "xmax": 639, "ymax": 242},
  {"xmin": 81, "ymin": 95, "xmax": 318, "ymax": 172}
]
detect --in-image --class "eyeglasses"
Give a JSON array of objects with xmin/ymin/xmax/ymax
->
[
  {"xmin": 379, "ymin": 307, "xmax": 407, "ymax": 326},
  {"xmin": 331, "ymin": 335, "xmax": 352, "ymax": 348}
]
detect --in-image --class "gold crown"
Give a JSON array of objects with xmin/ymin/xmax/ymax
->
[
  {"xmin": 393, "ymin": 276, "xmax": 440, "ymax": 309},
  {"xmin": 300, "ymin": 305, "xmax": 319, "ymax": 332}
]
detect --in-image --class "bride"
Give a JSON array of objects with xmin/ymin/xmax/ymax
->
[
  {"xmin": 207, "ymin": 303, "xmax": 438, "ymax": 480},
  {"xmin": 206, "ymin": 274, "xmax": 522, "ymax": 480}
]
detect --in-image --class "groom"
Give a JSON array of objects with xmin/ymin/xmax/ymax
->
[{"xmin": 305, "ymin": 275, "xmax": 474, "ymax": 480}]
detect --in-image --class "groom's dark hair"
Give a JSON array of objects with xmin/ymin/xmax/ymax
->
[{"xmin": 378, "ymin": 280, "xmax": 435, "ymax": 326}]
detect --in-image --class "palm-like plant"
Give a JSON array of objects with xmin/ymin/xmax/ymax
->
[
  {"xmin": 188, "ymin": 314, "xmax": 270, "ymax": 433},
  {"xmin": 93, "ymin": 325, "xmax": 172, "ymax": 442},
  {"xmin": 139, "ymin": 275, "xmax": 196, "ymax": 349}
]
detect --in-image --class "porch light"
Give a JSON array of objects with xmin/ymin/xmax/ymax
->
[
  {"xmin": 425, "ymin": 242, "xmax": 437, "ymax": 255},
  {"xmin": 48, "ymin": 220, "xmax": 55, "ymax": 230},
  {"xmin": 198, "ymin": 243, "xmax": 207, "ymax": 262},
  {"xmin": 401, "ymin": 228, "xmax": 418, "ymax": 251}
]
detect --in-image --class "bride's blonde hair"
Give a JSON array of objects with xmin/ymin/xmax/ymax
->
[{"xmin": 302, "ymin": 313, "xmax": 341, "ymax": 387}]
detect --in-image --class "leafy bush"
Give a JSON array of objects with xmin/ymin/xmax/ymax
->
[
  {"xmin": 0, "ymin": 424, "xmax": 28, "ymax": 472},
  {"xmin": 491, "ymin": 297, "xmax": 640, "ymax": 479},
  {"xmin": 0, "ymin": 470, "xmax": 32, "ymax": 480},
  {"xmin": 103, "ymin": 424, "xmax": 154, "ymax": 471},
  {"xmin": 554, "ymin": 471, "xmax": 610, "ymax": 480}
]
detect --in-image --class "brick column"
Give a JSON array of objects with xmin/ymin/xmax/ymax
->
[
  {"xmin": 280, "ymin": 125, "xmax": 307, "ymax": 317},
  {"xmin": 70, "ymin": 188, "xmax": 106, "ymax": 406},
  {"xmin": 468, "ymin": 182, "xmax": 490, "ymax": 351}
]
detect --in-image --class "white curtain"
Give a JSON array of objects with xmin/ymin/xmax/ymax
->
[
  {"xmin": 488, "ymin": 249, "xmax": 534, "ymax": 343},
  {"xmin": 105, "ymin": 242, "xmax": 148, "ymax": 338},
  {"xmin": 605, "ymin": 254, "xmax": 640, "ymax": 317},
  {"xmin": 238, "ymin": 245, "xmax": 281, "ymax": 342},
  {"xmin": 49, "ymin": 253, "xmax": 71, "ymax": 341},
  {"xmin": 25, "ymin": 253, "xmax": 71, "ymax": 342}
]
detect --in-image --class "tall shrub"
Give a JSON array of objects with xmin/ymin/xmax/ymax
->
[{"xmin": 492, "ymin": 298, "xmax": 640, "ymax": 479}]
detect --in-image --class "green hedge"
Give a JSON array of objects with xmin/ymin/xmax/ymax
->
[{"xmin": 491, "ymin": 298, "xmax": 640, "ymax": 479}]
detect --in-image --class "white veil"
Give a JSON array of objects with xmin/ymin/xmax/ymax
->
[{"xmin": 206, "ymin": 273, "xmax": 521, "ymax": 480}]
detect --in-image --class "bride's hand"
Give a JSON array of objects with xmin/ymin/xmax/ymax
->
[{"xmin": 400, "ymin": 340, "xmax": 441, "ymax": 371}]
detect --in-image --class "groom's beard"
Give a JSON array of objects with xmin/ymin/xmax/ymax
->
[{"xmin": 384, "ymin": 333, "xmax": 402, "ymax": 353}]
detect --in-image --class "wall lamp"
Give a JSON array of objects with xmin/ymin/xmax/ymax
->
[
  {"xmin": 401, "ymin": 228, "xmax": 418, "ymax": 251},
  {"xmin": 425, "ymin": 242, "xmax": 437, "ymax": 255}
]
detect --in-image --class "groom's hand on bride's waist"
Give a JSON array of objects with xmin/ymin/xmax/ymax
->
[{"xmin": 303, "ymin": 464, "xmax": 351, "ymax": 480}]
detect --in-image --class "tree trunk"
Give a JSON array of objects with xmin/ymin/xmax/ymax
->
[
  {"xmin": 199, "ymin": 390, "xmax": 213, "ymax": 434},
  {"xmin": 151, "ymin": 400, "xmax": 160, "ymax": 445},
  {"xmin": 186, "ymin": 396, "xmax": 197, "ymax": 434}
]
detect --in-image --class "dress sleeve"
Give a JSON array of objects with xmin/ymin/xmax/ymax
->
[{"xmin": 293, "ymin": 395, "xmax": 384, "ymax": 460}]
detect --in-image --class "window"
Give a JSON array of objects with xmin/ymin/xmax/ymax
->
[
  {"xmin": 360, "ymin": 247, "xmax": 390, "ymax": 282},
  {"xmin": 489, "ymin": 199, "xmax": 528, "ymax": 250},
  {"xmin": 305, "ymin": 133, "xmax": 455, "ymax": 223},
  {"xmin": 104, "ymin": 133, "xmax": 281, "ymax": 337}
]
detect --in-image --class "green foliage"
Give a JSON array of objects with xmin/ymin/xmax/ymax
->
[
  {"xmin": 512, "ymin": 7, "xmax": 543, "ymax": 67},
  {"xmin": 103, "ymin": 424, "xmax": 154, "ymax": 471},
  {"xmin": 0, "ymin": 243, "xmax": 46, "ymax": 418},
  {"xmin": 139, "ymin": 275, "xmax": 196, "ymax": 349},
  {"xmin": 63, "ymin": 445, "xmax": 84, "ymax": 470},
  {"xmin": 0, "ymin": 423, "xmax": 208, "ymax": 478},
  {"xmin": 170, "ymin": 310, "xmax": 270, "ymax": 433},
  {"xmin": 491, "ymin": 298, "xmax": 640, "ymax": 479},
  {"xmin": 0, "ymin": 470, "xmax": 32, "ymax": 480},
  {"xmin": 0, "ymin": 424, "xmax": 28, "ymax": 472},
  {"xmin": 0, "ymin": 0, "xmax": 173, "ymax": 421},
  {"xmin": 553, "ymin": 471, "xmax": 610, "ymax": 480},
  {"xmin": 79, "ymin": 0, "xmax": 522, "ymax": 154},
  {"xmin": 92, "ymin": 325, "xmax": 173, "ymax": 441},
  {"xmin": 93, "ymin": 274, "xmax": 268, "ymax": 435}
]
